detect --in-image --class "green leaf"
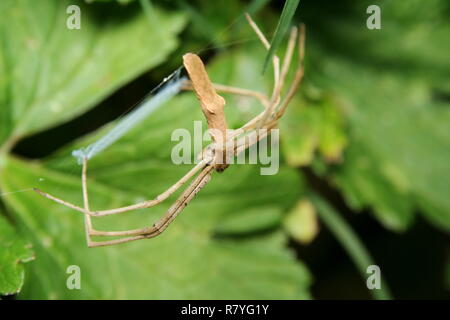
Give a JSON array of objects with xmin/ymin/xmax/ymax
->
[
  {"xmin": 0, "ymin": 44, "xmax": 311, "ymax": 298},
  {"xmin": 263, "ymin": 0, "xmax": 300, "ymax": 72},
  {"xmin": 85, "ymin": 0, "xmax": 136, "ymax": 4},
  {"xmin": 279, "ymin": 94, "xmax": 347, "ymax": 167},
  {"xmin": 1, "ymin": 99, "xmax": 309, "ymax": 299},
  {"xmin": 283, "ymin": 199, "xmax": 319, "ymax": 244},
  {"xmin": 319, "ymin": 58, "xmax": 449, "ymax": 232},
  {"xmin": 0, "ymin": 0, "xmax": 186, "ymax": 150},
  {"xmin": 307, "ymin": 0, "xmax": 450, "ymax": 232},
  {"xmin": 0, "ymin": 213, "xmax": 34, "ymax": 296}
]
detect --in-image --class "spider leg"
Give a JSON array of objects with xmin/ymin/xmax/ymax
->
[
  {"xmin": 34, "ymin": 188, "xmax": 89, "ymax": 213},
  {"xmin": 234, "ymin": 129, "xmax": 270, "ymax": 156},
  {"xmin": 35, "ymin": 20, "xmax": 304, "ymax": 248},
  {"xmin": 182, "ymin": 82, "xmax": 270, "ymax": 108},
  {"xmin": 90, "ymin": 165, "xmax": 212, "ymax": 237},
  {"xmin": 34, "ymin": 158, "xmax": 210, "ymax": 217},
  {"xmin": 146, "ymin": 165, "xmax": 213, "ymax": 236},
  {"xmin": 225, "ymin": 100, "xmax": 281, "ymax": 144},
  {"xmin": 78, "ymin": 158, "xmax": 152, "ymax": 246},
  {"xmin": 277, "ymin": 24, "xmax": 305, "ymax": 118},
  {"xmin": 86, "ymin": 165, "xmax": 214, "ymax": 247},
  {"xmin": 91, "ymin": 158, "xmax": 211, "ymax": 216},
  {"xmin": 272, "ymin": 26, "xmax": 299, "ymax": 108},
  {"xmin": 245, "ymin": 13, "xmax": 280, "ymax": 98},
  {"xmin": 233, "ymin": 117, "xmax": 278, "ymax": 155},
  {"xmin": 80, "ymin": 157, "xmax": 96, "ymax": 246}
]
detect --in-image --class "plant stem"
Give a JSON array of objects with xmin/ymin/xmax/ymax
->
[{"xmin": 309, "ymin": 193, "xmax": 393, "ymax": 300}]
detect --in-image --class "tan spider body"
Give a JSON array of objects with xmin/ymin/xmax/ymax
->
[{"xmin": 35, "ymin": 15, "xmax": 305, "ymax": 247}]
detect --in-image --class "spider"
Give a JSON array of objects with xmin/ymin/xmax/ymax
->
[{"xmin": 34, "ymin": 14, "xmax": 305, "ymax": 247}]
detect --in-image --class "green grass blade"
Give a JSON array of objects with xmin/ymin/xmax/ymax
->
[
  {"xmin": 246, "ymin": 0, "xmax": 272, "ymax": 14},
  {"xmin": 263, "ymin": 0, "xmax": 300, "ymax": 73},
  {"xmin": 309, "ymin": 193, "xmax": 393, "ymax": 300}
]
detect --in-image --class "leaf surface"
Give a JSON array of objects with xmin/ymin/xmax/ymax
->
[
  {"xmin": 0, "ymin": 213, "xmax": 34, "ymax": 296},
  {"xmin": 0, "ymin": 42, "xmax": 311, "ymax": 298},
  {"xmin": 306, "ymin": 0, "xmax": 450, "ymax": 231},
  {"xmin": 0, "ymin": 0, "xmax": 185, "ymax": 148}
]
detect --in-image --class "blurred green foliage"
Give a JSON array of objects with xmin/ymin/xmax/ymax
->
[
  {"xmin": 304, "ymin": 0, "xmax": 450, "ymax": 232},
  {"xmin": 0, "ymin": 0, "xmax": 448, "ymax": 299},
  {"xmin": 0, "ymin": 214, "xmax": 34, "ymax": 295}
]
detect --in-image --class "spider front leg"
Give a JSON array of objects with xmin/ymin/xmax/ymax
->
[
  {"xmin": 35, "ymin": 154, "xmax": 214, "ymax": 247},
  {"xmin": 182, "ymin": 81, "xmax": 270, "ymax": 109},
  {"xmin": 80, "ymin": 157, "xmax": 96, "ymax": 246},
  {"xmin": 78, "ymin": 156, "xmax": 154, "ymax": 246},
  {"xmin": 87, "ymin": 165, "xmax": 214, "ymax": 247},
  {"xmin": 34, "ymin": 157, "xmax": 210, "ymax": 217},
  {"xmin": 67, "ymin": 156, "xmax": 150, "ymax": 247}
]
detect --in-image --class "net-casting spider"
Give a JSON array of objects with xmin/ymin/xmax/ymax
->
[{"xmin": 35, "ymin": 14, "xmax": 305, "ymax": 247}]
